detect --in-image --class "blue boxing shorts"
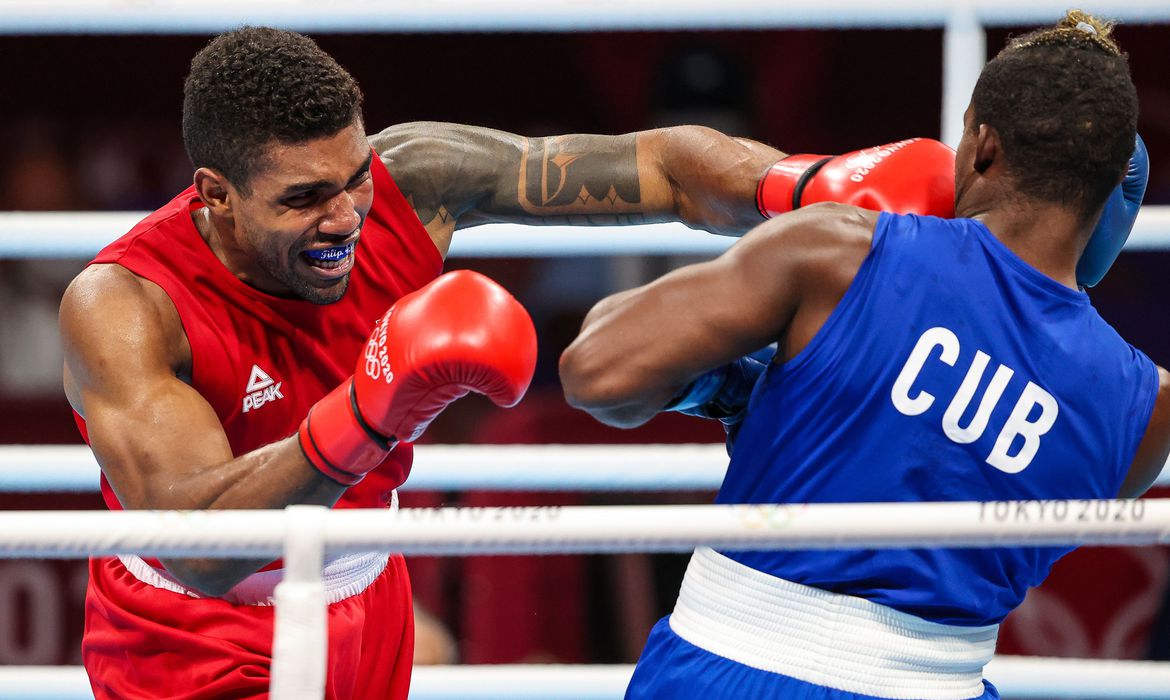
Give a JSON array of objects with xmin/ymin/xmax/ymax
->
[
  {"xmin": 625, "ymin": 549, "xmax": 1001, "ymax": 700},
  {"xmin": 626, "ymin": 618, "xmax": 1001, "ymax": 700}
]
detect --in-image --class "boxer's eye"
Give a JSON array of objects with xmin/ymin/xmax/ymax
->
[{"xmin": 283, "ymin": 191, "xmax": 317, "ymax": 208}]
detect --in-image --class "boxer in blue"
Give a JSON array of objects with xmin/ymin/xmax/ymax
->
[{"xmin": 560, "ymin": 11, "xmax": 1169, "ymax": 700}]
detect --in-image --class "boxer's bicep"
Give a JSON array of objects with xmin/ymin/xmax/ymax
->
[
  {"xmin": 562, "ymin": 218, "xmax": 798, "ymax": 413},
  {"xmin": 562, "ymin": 204, "xmax": 867, "ymax": 417},
  {"xmin": 60, "ymin": 268, "xmax": 233, "ymax": 510},
  {"xmin": 1119, "ymin": 366, "xmax": 1170, "ymax": 498}
]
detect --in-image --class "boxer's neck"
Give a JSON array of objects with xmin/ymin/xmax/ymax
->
[{"xmin": 972, "ymin": 196, "xmax": 1091, "ymax": 290}]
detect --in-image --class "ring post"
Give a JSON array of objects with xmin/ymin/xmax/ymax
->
[
  {"xmin": 942, "ymin": 0, "xmax": 985, "ymax": 148},
  {"xmin": 270, "ymin": 505, "xmax": 328, "ymax": 700}
]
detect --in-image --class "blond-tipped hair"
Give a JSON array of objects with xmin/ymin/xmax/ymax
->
[{"xmin": 1008, "ymin": 10, "xmax": 1123, "ymax": 57}]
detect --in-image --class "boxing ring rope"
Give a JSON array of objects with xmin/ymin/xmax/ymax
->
[
  {"xmin": 2, "ymin": 0, "xmax": 1168, "ymax": 33},
  {"xmin": 6, "ymin": 657, "xmax": 1170, "ymax": 700},
  {"xmin": 3, "ymin": 6, "xmax": 1169, "ymax": 700},
  {"xmin": 6, "ymin": 443, "xmax": 1170, "ymax": 493},
  {"xmin": 6, "ymin": 500, "xmax": 1170, "ymax": 558},
  {"xmin": 0, "ymin": 8, "xmax": 1165, "ymax": 700},
  {"xmin": 0, "ymin": 443, "xmax": 697, "ymax": 492},
  {"xmin": 6, "ymin": 447, "xmax": 1169, "ymax": 696},
  {"xmin": 1, "ymin": 444, "xmax": 731, "ymax": 492},
  {"xmin": 5, "ymin": 209, "xmax": 1170, "ymax": 259},
  {"xmin": 1, "ymin": 500, "xmax": 1170, "ymax": 699},
  {"xmin": 3, "ymin": 3, "xmax": 1170, "ymax": 255},
  {"xmin": 0, "ymin": 0, "xmax": 1167, "ymax": 148}
]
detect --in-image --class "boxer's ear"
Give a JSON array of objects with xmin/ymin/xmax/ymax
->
[
  {"xmin": 193, "ymin": 167, "xmax": 235, "ymax": 215},
  {"xmin": 973, "ymin": 124, "xmax": 1001, "ymax": 175}
]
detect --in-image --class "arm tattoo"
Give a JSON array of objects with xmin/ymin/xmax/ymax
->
[
  {"xmin": 506, "ymin": 134, "xmax": 646, "ymax": 225},
  {"xmin": 373, "ymin": 124, "xmax": 647, "ymax": 229}
]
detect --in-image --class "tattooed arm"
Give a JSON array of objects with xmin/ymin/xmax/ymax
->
[{"xmin": 368, "ymin": 122, "xmax": 784, "ymax": 257}]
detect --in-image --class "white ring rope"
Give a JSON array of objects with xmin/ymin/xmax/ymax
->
[
  {"xmin": 4, "ymin": 657, "xmax": 1170, "ymax": 700},
  {"xmin": 4, "ymin": 443, "xmax": 1170, "ymax": 493},
  {"xmin": 0, "ymin": 0, "xmax": 1167, "ymax": 33},
  {"xmin": 0, "ymin": 218, "xmax": 739, "ymax": 258},
  {"xmin": 0, "ymin": 444, "xmax": 731, "ymax": 492},
  {"xmin": 4, "ymin": 10, "xmax": 1167, "ymax": 700},
  {"xmin": 413, "ymin": 657, "xmax": 1170, "ymax": 700},
  {"xmin": 0, "ymin": 500, "xmax": 1166, "ymax": 559},
  {"xmin": 5, "ymin": 210, "xmax": 1170, "ymax": 258}
]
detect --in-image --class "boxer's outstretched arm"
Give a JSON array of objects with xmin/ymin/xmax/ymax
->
[
  {"xmin": 560, "ymin": 203, "xmax": 874, "ymax": 428},
  {"xmin": 60, "ymin": 265, "xmax": 345, "ymax": 596},
  {"xmin": 370, "ymin": 122, "xmax": 783, "ymax": 255}
]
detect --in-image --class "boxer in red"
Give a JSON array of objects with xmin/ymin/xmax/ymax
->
[{"xmin": 59, "ymin": 27, "xmax": 956, "ymax": 700}]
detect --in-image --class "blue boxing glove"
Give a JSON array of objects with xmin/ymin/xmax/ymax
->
[
  {"xmin": 665, "ymin": 345, "xmax": 776, "ymax": 455},
  {"xmin": 1077, "ymin": 134, "xmax": 1149, "ymax": 288}
]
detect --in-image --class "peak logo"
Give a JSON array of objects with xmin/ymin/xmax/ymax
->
[{"xmin": 242, "ymin": 364, "xmax": 285, "ymax": 413}]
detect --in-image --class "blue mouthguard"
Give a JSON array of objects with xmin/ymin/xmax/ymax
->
[{"xmin": 304, "ymin": 243, "xmax": 354, "ymax": 262}]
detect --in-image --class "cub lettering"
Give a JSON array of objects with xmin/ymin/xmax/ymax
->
[{"xmin": 890, "ymin": 326, "xmax": 1058, "ymax": 474}]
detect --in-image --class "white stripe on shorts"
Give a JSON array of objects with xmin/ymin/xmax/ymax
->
[{"xmin": 669, "ymin": 547, "xmax": 998, "ymax": 700}]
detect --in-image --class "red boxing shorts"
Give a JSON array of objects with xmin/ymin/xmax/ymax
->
[{"xmin": 83, "ymin": 553, "xmax": 414, "ymax": 699}]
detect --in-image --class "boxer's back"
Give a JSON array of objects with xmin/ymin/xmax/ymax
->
[{"xmin": 718, "ymin": 212, "xmax": 1158, "ymax": 625}]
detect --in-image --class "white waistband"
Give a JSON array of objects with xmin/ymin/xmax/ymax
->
[
  {"xmin": 118, "ymin": 550, "xmax": 390, "ymax": 606},
  {"xmin": 669, "ymin": 548, "xmax": 998, "ymax": 700},
  {"xmin": 118, "ymin": 493, "xmax": 399, "ymax": 606}
]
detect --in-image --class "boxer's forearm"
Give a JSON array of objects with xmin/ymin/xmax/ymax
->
[
  {"xmin": 563, "ymin": 394, "xmax": 666, "ymax": 429},
  {"xmin": 638, "ymin": 126, "xmax": 784, "ymax": 236},
  {"xmin": 90, "ymin": 416, "xmax": 345, "ymax": 595},
  {"xmin": 156, "ymin": 436, "xmax": 346, "ymax": 596},
  {"xmin": 562, "ymin": 288, "xmax": 696, "ymax": 428},
  {"xmin": 579, "ymin": 287, "xmax": 640, "ymax": 329},
  {"xmin": 560, "ymin": 325, "xmax": 678, "ymax": 428},
  {"xmin": 62, "ymin": 266, "xmax": 350, "ymax": 597},
  {"xmin": 375, "ymin": 123, "xmax": 651, "ymax": 228}
]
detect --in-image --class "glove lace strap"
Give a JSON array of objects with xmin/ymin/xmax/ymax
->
[
  {"xmin": 298, "ymin": 410, "xmax": 363, "ymax": 486},
  {"xmin": 789, "ymin": 155, "xmax": 834, "ymax": 210},
  {"xmin": 348, "ymin": 382, "xmax": 397, "ymax": 449}
]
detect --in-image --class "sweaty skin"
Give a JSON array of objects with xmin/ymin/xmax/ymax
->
[
  {"xmin": 60, "ymin": 120, "xmax": 783, "ymax": 595},
  {"xmin": 560, "ymin": 108, "xmax": 1170, "ymax": 500}
]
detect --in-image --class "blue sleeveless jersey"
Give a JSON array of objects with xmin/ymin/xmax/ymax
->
[{"xmin": 719, "ymin": 212, "xmax": 1158, "ymax": 626}]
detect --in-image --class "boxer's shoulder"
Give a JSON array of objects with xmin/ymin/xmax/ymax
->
[
  {"xmin": 729, "ymin": 203, "xmax": 876, "ymax": 356},
  {"xmin": 745, "ymin": 202, "xmax": 877, "ymax": 269},
  {"xmin": 61, "ymin": 263, "xmax": 190, "ymax": 381},
  {"xmin": 64, "ymin": 263, "xmax": 180, "ymax": 330}
]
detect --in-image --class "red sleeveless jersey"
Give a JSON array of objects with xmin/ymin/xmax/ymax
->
[{"xmin": 76, "ymin": 154, "xmax": 442, "ymax": 511}]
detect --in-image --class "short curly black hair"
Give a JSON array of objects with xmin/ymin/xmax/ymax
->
[
  {"xmin": 972, "ymin": 10, "xmax": 1137, "ymax": 218},
  {"xmin": 182, "ymin": 27, "xmax": 364, "ymax": 192}
]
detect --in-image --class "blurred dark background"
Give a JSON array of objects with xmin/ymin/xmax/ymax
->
[{"xmin": 2, "ymin": 26, "xmax": 1170, "ymax": 669}]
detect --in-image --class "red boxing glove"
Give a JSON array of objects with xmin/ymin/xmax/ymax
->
[
  {"xmin": 299, "ymin": 270, "xmax": 537, "ymax": 486},
  {"xmin": 757, "ymin": 138, "xmax": 955, "ymax": 218}
]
